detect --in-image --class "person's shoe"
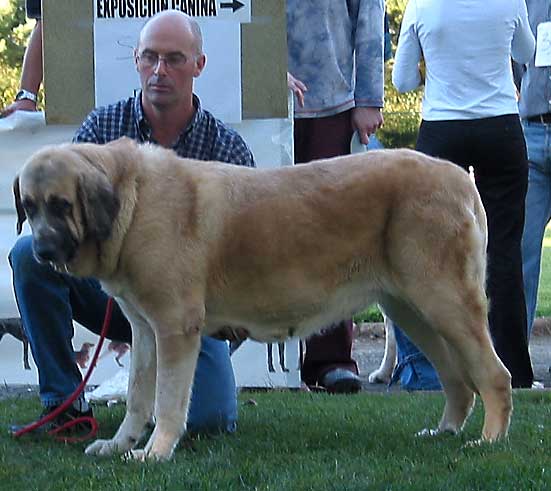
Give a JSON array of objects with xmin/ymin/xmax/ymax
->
[
  {"xmin": 320, "ymin": 368, "xmax": 362, "ymax": 394},
  {"xmin": 9, "ymin": 403, "xmax": 94, "ymax": 435}
]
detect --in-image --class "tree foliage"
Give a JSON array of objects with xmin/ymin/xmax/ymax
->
[{"xmin": 381, "ymin": 0, "xmax": 422, "ymax": 148}]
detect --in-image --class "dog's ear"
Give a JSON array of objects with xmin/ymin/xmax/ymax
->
[
  {"xmin": 13, "ymin": 175, "xmax": 26, "ymax": 235},
  {"xmin": 77, "ymin": 170, "xmax": 120, "ymax": 242}
]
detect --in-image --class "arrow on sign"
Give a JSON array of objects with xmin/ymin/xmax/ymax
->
[{"xmin": 220, "ymin": 0, "xmax": 245, "ymax": 13}]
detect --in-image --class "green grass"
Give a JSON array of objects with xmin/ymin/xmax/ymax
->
[{"xmin": 1, "ymin": 391, "xmax": 550, "ymax": 490}]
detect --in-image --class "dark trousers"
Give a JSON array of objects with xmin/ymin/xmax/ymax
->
[
  {"xmin": 294, "ymin": 110, "xmax": 359, "ymax": 385},
  {"xmin": 415, "ymin": 114, "xmax": 534, "ymax": 388}
]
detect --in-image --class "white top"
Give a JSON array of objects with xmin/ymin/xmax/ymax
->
[{"xmin": 392, "ymin": 0, "xmax": 535, "ymax": 120}]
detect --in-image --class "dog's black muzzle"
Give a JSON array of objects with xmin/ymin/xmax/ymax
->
[{"xmin": 31, "ymin": 226, "xmax": 78, "ymax": 266}]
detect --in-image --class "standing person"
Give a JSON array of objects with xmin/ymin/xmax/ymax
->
[
  {"xmin": 0, "ymin": 0, "xmax": 42, "ymax": 117},
  {"xmin": 392, "ymin": 0, "xmax": 535, "ymax": 389},
  {"xmin": 517, "ymin": 1, "xmax": 551, "ymax": 341},
  {"xmin": 9, "ymin": 10, "xmax": 254, "ymax": 435},
  {"xmin": 287, "ymin": 0, "xmax": 385, "ymax": 393}
]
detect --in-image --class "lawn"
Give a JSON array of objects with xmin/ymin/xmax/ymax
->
[{"xmin": 1, "ymin": 391, "xmax": 550, "ymax": 491}]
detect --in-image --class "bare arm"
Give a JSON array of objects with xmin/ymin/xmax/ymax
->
[{"xmin": 0, "ymin": 20, "xmax": 43, "ymax": 118}]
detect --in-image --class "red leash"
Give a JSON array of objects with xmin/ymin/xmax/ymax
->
[{"xmin": 13, "ymin": 297, "xmax": 115, "ymax": 443}]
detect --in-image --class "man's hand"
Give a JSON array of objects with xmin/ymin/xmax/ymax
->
[
  {"xmin": 351, "ymin": 107, "xmax": 384, "ymax": 145},
  {"xmin": 287, "ymin": 72, "xmax": 307, "ymax": 108},
  {"xmin": 0, "ymin": 99, "xmax": 37, "ymax": 119}
]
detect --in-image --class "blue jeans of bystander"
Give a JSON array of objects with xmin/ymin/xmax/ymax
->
[{"xmin": 521, "ymin": 120, "xmax": 551, "ymax": 338}]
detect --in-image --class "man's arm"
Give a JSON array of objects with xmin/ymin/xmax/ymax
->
[
  {"xmin": 0, "ymin": 20, "xmax": 43, "ymax": 118},
  {"xmin": 351, "ymin": 0, "xmax": 385, "ymax": 143}
]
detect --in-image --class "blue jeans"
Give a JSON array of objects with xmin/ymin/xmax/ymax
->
[
  {"xmin": 521, "ymin": 120, "xmax": 551, "ymax": 339},
  {"xmin": 391, "ymin": 326, "xmax": 441, "ymax": 391},
  {"xmin": 9, "ymin": 236, "xmax": 238, "ymax": 434}
]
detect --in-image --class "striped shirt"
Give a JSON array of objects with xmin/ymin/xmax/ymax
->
[{"xmin": 73, "ymin": 92, "xmax": 255, "ymax": 167}]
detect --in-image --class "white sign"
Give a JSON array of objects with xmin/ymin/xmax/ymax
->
[
  {"xmin": 535, "ymin": 22, "xmax": 551, "ymax": 67},
  {"xmin": 232, "ymin": 339, "xmax": 301, "ymax": 388},
  {"xmin": 94, "ymin": 18, "xmax": 242, "ymax": 122},
  {"xmin": 94, "ymin": 0, "xmax": 251, "ymax": 23}
]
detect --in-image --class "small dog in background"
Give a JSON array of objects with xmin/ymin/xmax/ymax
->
[
  {"xmin": 0, "ymin": 317, "xmax": 31, "ymax": 370},
  {"xmin": 75, "ymin": 342, "xmax": 95, "ymax": 369},
  {"xmin": 103, "ymin": 341, "xmax": 131, "ymax": 367}
]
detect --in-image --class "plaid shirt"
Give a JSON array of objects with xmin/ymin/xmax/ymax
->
[{"xmin": 73, "ymin": 93, "xmax": 255, "ymax": 167}]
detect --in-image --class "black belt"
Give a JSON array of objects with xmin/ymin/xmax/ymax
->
[{"xmin": 527, "ymin": 113, "xmax": 551, "ymax": 124}]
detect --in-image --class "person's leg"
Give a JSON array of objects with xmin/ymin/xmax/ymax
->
[
  {"xmin": 294, "ymin": 111, "xmax": 360, "ymax": 391},
  {"xmin": 294, "ymin": 111, "xmax": 353, "ymax": 164},
  {"xmin": 472, "ymin": 115, "xmax": 533, "ymax": 388},
  {"xmin": 390, "ymin": 120, "xmax": 471, "ymax": 390},
  {"xmin": 9, "ymin": 236, "xmax": 237, "ymax": 432},
  {"xmin": 300, "ymin": 320, "xmax": 359, "ymax": 386},
  {"xmin": 521, "ymin": 121, "xmax": 551, "ymax": 338},
  {"xmin": 187, "ymin": 337, "xmax": 238, "ymax": 434},
  {"xmin": 391, "ymin": 326, "xmax": 441, "ymax": 391}
]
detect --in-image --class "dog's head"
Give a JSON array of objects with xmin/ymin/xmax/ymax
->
[{"xmin": 13, "ymin": 143, "xmax": 120, "ymax": 271}]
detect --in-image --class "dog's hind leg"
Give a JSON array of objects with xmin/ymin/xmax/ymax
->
[
  {"xmin": 390, "ymin": 285, "xmax": 512, "ymax": 442},
  {"xmin": 23, "ymin": 337, "xmax": 31, "ymax": 370},
  {"xmin": 383, "ymin": 300, "xmax": 474, "ymax": 433},
  {"xmin": 86, "ymin": 308, "xmax": 157, "ymax": 457},
  {"xmin": 379, "ymin": 297, "xmax": 477, "ymax": 436},
  {"xmin": 420, "ymin": 297, "xmax": 512, "ymax": 442}
]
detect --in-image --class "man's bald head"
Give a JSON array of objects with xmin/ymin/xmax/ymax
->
[{"xmin": 138, "ymin": 10, "xmax": 203, "ymax": 56}]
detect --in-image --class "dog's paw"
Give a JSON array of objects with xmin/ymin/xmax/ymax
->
[
  {"xmin": 368, "ymin": 369, "xmax": 391, "ymax": 384},
  {"xmin": 85, "ymin": 438, "xmax": 130, "ymax": 457},
  {"xmin": 415, "ymin": 427, "xmax": 440, "ymax": 438},
  {"xmin": 123, "ymin": 448, "xmax": 171, "ymax": 463},
  {"xmin": 462, "ymin": 439, "xmax": 485, "ymax": 449},
  {"xmin": 416, "ymin": 427, "xmax": 457, "ymax": 439}
]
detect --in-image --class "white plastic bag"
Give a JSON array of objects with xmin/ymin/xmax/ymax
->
[
  {"xmin": 0, "ymin": 111, "xmax": 45, "ymax": 132},
  {"xmin": 86, "ymin": 367, "xmax": 129, "ymax": 404}
]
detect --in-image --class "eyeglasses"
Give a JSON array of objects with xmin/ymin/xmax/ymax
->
[{"xmin": 136, "ymin": 50, "xmax": 188, "ymax": 70}]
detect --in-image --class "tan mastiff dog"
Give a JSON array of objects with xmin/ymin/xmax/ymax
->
[{"xmin": 13, "ymin": 137, "xmax": 512, "ymax": 461}]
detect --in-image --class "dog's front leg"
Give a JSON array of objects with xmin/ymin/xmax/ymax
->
[
  {"xmin": 85, "ymin": 308, "xmax": 156, "ymax": 457},
  {"xmin": 129, "ymin": 329, "xmax": 201, "ymax": 462}
]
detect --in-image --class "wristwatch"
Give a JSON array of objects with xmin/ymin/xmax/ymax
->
[{"xmin": 15, "ymin": 89, "xmax": 37, "ymax": 103}]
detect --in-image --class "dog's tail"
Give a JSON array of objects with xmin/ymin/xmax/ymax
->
[
  {"xmin": 464, "ymin": 185, "xmax": 489, "ymax": 319},
  {"xmin": 472, "ymin": 188, "xmax": 488, "ymax": 281}
]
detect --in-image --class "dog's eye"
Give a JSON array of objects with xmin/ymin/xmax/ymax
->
[
  {"xmin": 22, "ymin": 199, "xmax": 37, "ymax": 217},
  {"xmin": 48, "ymin": 197, "xmax": 72, "ymax": 216}
]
